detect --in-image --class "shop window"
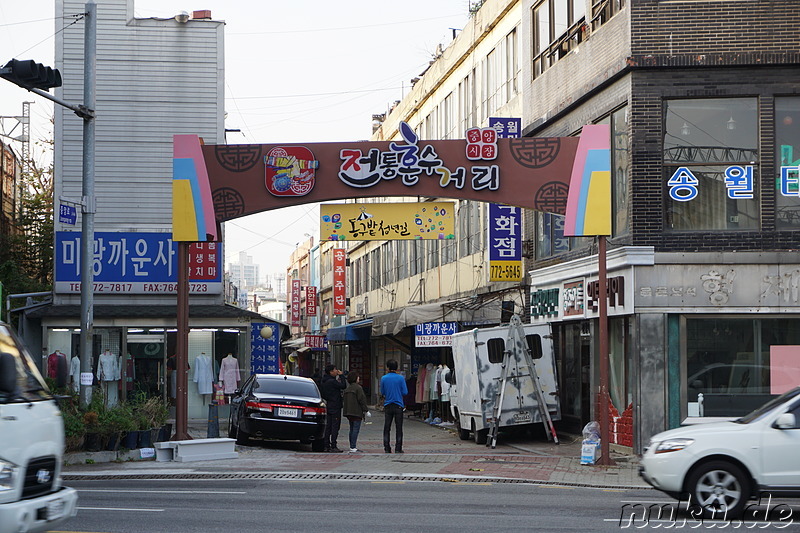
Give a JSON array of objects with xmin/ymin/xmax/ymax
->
[
  {"xmin": 487, "ymin": 338, "xmax": 505, "ymax": 364},
  {"xmin": 664, "ymin": 98, "xmax": 759, "ymax": 231},
  {"xmin": 685, "ymin": 317, "xmax": 800, "ymax": 417},
  {"xmin": 776, "ymin": 96, "xmax": 800, "ymax": 229}
]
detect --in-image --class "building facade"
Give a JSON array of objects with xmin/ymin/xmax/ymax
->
[
  {"xmin": 308, "ymin": 0, "xmax": 800, "ymax": 451},
  {"xmin": 26, "ymin": 0, "xmax": 285, "ymax": 418}
]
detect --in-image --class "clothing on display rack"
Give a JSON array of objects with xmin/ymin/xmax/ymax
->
[
  {"xmin": 218, "ymin": 353, "xmax": 241, "ymax": 395},
  {"xmin": 428, "ymin": 363, "xmax": 439, "ymax": 402},
  {"xmin": 423, "ymin": 363, "xmax": 434, "ymax": 402},
  {"xmin": 97, "ymin": 350, "xmax": 121, "ymax": 407},
  {"xmin": 415, "ymin": 364, "xmax": 427, "ymax": 404},
  {"xmin": 193, "ymin": 352, "xmax": 214, "ymax": 396},
  {"xmin": 47, "ymin": 350, "xmax": 69, "ymax": 388},
  {"xmin": 69, "ymin": 356, "xmax": 80, "ymax": 392}
]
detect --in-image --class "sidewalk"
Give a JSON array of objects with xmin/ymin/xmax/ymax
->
[{"xmin": 62, "ymin": 411, "xmax": 647, "ymax": 490}]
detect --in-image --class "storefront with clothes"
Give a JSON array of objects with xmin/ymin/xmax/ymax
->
[
  {"xmin": 28, "ymin": 304, "xmax": 287, "ymax": 419},
  {"xmin": 529, "ymin": 246, "xmax": 800, "ymax": 453}
]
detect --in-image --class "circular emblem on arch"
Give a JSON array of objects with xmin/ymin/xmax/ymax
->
[
  {"xmin": 534, "ymin": 181, "xmax": 569, "ymax": 215},
  {"xmin": 213, "ymin": 187, "xmax": 245, "ymax": 221},
  {"xmin": 510, "ymin": 137, "xmax": 562, "ymax": 168},
  {"xmin": 215, "ymin": 145, "xmax": 262, "ymax": 172}
]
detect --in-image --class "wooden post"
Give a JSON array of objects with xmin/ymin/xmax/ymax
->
[
  {"xmin": 597, "ymin": 236, "xmax": 615, "ymax": 465},
  {"xmin": 173, "ymin": 241, "xmax": 191, "ymax": 440}
]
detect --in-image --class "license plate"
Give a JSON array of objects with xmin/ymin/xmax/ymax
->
[
  {"xmin": 513, "ymin": 411, "xmax": 532, "ymax": 423},
  {"xmin": 277, "ymin": 407, "xmax": 299, "ymax": 418},
  {"xmin": 47, "ymin": 498, "xmax": 65, "ymax": 521}
]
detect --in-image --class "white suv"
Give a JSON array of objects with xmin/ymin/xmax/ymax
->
[{"xmin": 640, "ymin": 387, "xmax": 800, "ymax": 518}]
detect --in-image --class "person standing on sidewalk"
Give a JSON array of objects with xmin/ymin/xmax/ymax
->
[
  {"xmin": 321, "ymin": 364, "xmax": 347, "ymax": 452},
  {"xmin": 342, "ymin": 371, "xmax": 368, "ymax": 453},
  {"xmin": 380, "ymin": 359, "xmax": 407, "ymax": 453}
]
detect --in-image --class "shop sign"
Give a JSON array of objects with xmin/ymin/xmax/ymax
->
[
  {"xmin": 563, "ymin": 280, "xmax": 585, "ymax": 317},
  {"xmin": 306, "ymin": 334, "xmax": 327, "ymax": 350},
  {"xmin": 333, "ymin": 248, "xmax": 347, "ymax": 315},
  {"xmin": 488, "ymin": 117, "xmax": 522, "ymax": 139},
  {"xmin": 305, "ymin": 285, "xmax": 317, "ymax": 316},
  {"xmin": 488, "ymin": 203, "xmax": 522, "ymax": 282},
  {"xmin": 586, "ymin": 275, "xmax": 626, "ymax": 312},
  {"xmin": 54, "ymin": 231, "xmax": 222, "ymax": 294},
  {"xmin": 320, "ymin": 202, "xmax": 454, "ymax": 241},
  {"xmin": 668, "ymin": 165, "xmax": 755, "ymax": 201},
  {"xmin": 530, "ymin": 288, "xmax": 559, "ymax": 319},
  {"xmin": 290, "ymin": 279, "xmax": 302, "ymax": 326},
  {"xmin": 251, "ymin": 322, "xmax": 279, "ymax": 374},
  {"xmin": 414, "ymin": 322, "xmax": 458, "ymax": 347}
]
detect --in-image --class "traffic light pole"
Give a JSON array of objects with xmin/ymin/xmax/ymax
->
[{"xmin": 78, "ymin": 0, "xmax": 96, "ymax": 409}]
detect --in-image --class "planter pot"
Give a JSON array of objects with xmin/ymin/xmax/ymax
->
[
  {"xmin": 65, "ymin": 435, "xmax": 84, "ymax": 453},
  {"xmin": 158, "ymin": 423, "xmax": 172, "ymax": 442},
  {"xmin": 137, "ymin": 429, "xmax": 152, "ymax": 448},
  {"xmin": 122, "ymin": 431, "xmax": 138, "ymax": 449},
  {"xmin": 84, "ymin": 432, "xmax": 102, "ymax": 452},
  {"xmin": 149, "ymin": 428, "xmax": 160, "ymax": 444},
  {"xmin": 105, "ymin": 432, "xmax": 120, "ymax": 451}
]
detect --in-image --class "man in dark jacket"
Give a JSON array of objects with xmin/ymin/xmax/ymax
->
[{"xmin": 320, "ymin": 364, "xmax": 347, "ymax": 452}]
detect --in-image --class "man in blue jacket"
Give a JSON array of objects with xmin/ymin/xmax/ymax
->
[{"xmin": 380, "ymin": 359, "xmax": 407, "ymax": 453}]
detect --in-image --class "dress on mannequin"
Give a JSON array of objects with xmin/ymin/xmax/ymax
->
[
  {"xmin": 218, "ymin": 354, "xmax": 241, "ymax": 395},
  {"xmin": 97, "ymin": 349, "xmax": 121, "ymax": 407},
  {"xmin": 47, "ymin": 350, "xmax": 69, "ymax": 388},
  {"xmin": 193, "ymin": 353, "xmax": 214, "ymax": 397}
]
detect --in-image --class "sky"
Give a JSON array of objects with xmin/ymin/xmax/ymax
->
[{"xmin": 0, "ymin": 0, "xmax": 473, "ymax": 287}]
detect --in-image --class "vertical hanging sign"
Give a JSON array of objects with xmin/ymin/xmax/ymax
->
[
  {"xmin": 290, "ymin": 279, "xmax": 302, "ymax": 326},
  {"xmin": 487, "ymin": 118, "xmax": 523, "ymax": 282},
  {"xmin": 305, "ymin": 285, "xmax": 318, "ymax": 316},
  {"xmin": 333, "ymin": 248, "xmax": 347, "ymax": 315}
]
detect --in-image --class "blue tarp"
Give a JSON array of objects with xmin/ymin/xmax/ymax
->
[{"xmin": 327, "ymin": 319, "xmax": 373, "ymax": 342}]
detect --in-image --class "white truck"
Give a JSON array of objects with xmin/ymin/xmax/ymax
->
[
  {"xmin": 449, "ymin": 315, "xmax": 561, "ymax": 445},
  {"xmin": 0, "ymin": 322, "xmax": 78, "ymax": 533}
]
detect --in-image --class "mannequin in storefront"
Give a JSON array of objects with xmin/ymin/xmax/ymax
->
[
  {"xmin": 47, "ymin": 350, "xmax": 69, "ymax": 389},
  {"xmin": 97, "ymin": 349, "xmax": 121, "ymax": 407},
  {"xmin": 69, "ymin": 355, "xmax": 80, "ymax": 393},
  {"xmin": 193, "ymin": 352, "xmax": 214, "ymax": 403},
  {"xmin": 439, "ymin": 365, "xmax": 452, "ymax": 423},
  {"xmin": 218, "ymin": 353, "xmax": 241, "ymax": 396}
]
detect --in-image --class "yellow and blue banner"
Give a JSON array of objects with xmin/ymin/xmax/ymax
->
[
  {"xmin": 321, "ymin": 202, "xmax": 455, "ymax": 241},
  {"xmin": 173, "ymin": 135, "xmax": 218, "ymax": 242},
  {"xmin": 563, "ymin": 124, "xmax": 611, "ymax": 236}
]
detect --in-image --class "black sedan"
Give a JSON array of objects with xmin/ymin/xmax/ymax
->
[{"xmin": 228, "ymin": 374, "xmax": 327, "ymax": 451}]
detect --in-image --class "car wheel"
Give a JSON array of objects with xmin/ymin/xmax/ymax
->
[
  {"xmin": 686, "ymin": 461, "xmax": 751, "ymax": 519},
  {"xmin": 311, "ymin": 439, "xmax": 325, "ymax": 452},
  {"xmin": 235, "ymin": 424, "xmax": 252, "ymax": 446},
  {"xmin": 456, "ymin": 416, "xmax": 470, "ymax": 441},
  {"xmin": 227, "ymin": 414, "xmax": 236, "ymax": 439}
]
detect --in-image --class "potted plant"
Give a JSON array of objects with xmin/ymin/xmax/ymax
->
[
  {"xmin": 82, "ymin": 411, "xmax": 101, "ymax": 451},
  {"xmin": 99, "ymin": 404, "xmax": 137, "ymax": 451}
]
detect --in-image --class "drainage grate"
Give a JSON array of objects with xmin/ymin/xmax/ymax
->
[{"xmin": 62, "ymin": 471, "xmax": 646, "ymax": 489}]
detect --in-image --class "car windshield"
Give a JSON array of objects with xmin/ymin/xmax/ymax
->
[
  {"xmin": 736, "ymin": 387, "xmax": 800, "ymax": 424},
  {"xmin": 0, "ymin": 324, "xmax": 50, "ymax": 404},
  {"xmin": 254, "ymin": 377, "xmax": 319, "ymax": 398}
]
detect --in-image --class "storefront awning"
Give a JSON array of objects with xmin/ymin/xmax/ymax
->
[
  {"xmin": 327, "ymin": 319, "xmax": 373, "ymax": 342},
  {"xmin": 371, "ymin": 299, "xmax": 502, "ymax": 336}
]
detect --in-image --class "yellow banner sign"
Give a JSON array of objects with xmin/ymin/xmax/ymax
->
[
  {"xmin": 321, "ymin": 202, "xmax": 455, "ymax": 241},
  {"xmin": 489, "ymin": 260, "xmax": 523, "ymax": 282}
]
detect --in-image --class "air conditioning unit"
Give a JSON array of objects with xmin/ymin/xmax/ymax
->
[{"xmin": 355, "ymin": 303, "xmax": 365, "ymax": 316}]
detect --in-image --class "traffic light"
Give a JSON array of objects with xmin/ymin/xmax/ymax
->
[{"xmin": 0, "ymin": 59, "xmax": 62, "ymax": 91}]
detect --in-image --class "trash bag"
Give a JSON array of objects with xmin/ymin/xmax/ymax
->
[{"xmin": 582, "ymin": 421, "xmax": 601, "ymax": 442}]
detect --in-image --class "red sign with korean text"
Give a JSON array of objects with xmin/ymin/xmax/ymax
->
[
  {"xmin": 305, "ymin": 285, "xmax": 318, "ymax": 316},
  {"xmin": 333, "ymin": 249, "xmax": 346, "ymax": 316},
  {"xmin": 291, "ymin": 279, "xmax": 302, "ymax": 326},
  {"xmin": 188, "ymin": 242, "xmax": 219, "ymax": 280}
]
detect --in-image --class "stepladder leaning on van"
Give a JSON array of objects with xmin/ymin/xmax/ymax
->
[
  {"xmin": 448, "ymin": 315, "xmax": 561, "ymax": 445},
  {"xmin": 0, "ymin": 322, "xmax": 78, "ymax": 533}
]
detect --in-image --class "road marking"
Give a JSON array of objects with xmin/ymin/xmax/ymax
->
[
  {"xmin": 77, "ymin": 489, "xmax": 246, "ymax": 494},
  {"xmin": 372, "ymin": 481, "xmax": 406, "ymax": 484},
  {"xmin": 78, "ymin": 507, "xmax": 165, "ymax": 512},
  {"xmin": 288, "ymin": 480, "xmax": 326, "ymax": 483}
]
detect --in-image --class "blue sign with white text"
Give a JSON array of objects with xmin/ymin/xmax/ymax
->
[
  {"xmin": 251, "ymin": 322, "xmax": 280, "ymax": 375},
  {"xmin": 59, "ymin": 204, "xmax": 77, "ymax": 225}
]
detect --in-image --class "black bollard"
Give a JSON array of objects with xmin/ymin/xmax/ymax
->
[{"xmin": 207, "ymin": 403, "xmax": 220, "ymax": 438}]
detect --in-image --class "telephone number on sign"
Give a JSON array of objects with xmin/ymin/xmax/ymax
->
[
  {"xmin": 65, "ymin": 282, "xmax": 210, "ymax": 293},
  {"xmin": 490, "ymin": 265, "xmax": 521, "ymax": 280}
]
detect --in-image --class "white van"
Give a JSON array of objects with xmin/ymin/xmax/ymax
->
[
  {"xmin": 448, "ymin": 317, "xmax": 561, "ymax": 444},
  {"xmin": 0, "ymin": 322, "xmax": 78, "ymax": 533}
]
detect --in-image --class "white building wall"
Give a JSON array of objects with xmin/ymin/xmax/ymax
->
[{"xmin": 54, "ymin": 0, "xmax": 224, "ymax": 305}]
